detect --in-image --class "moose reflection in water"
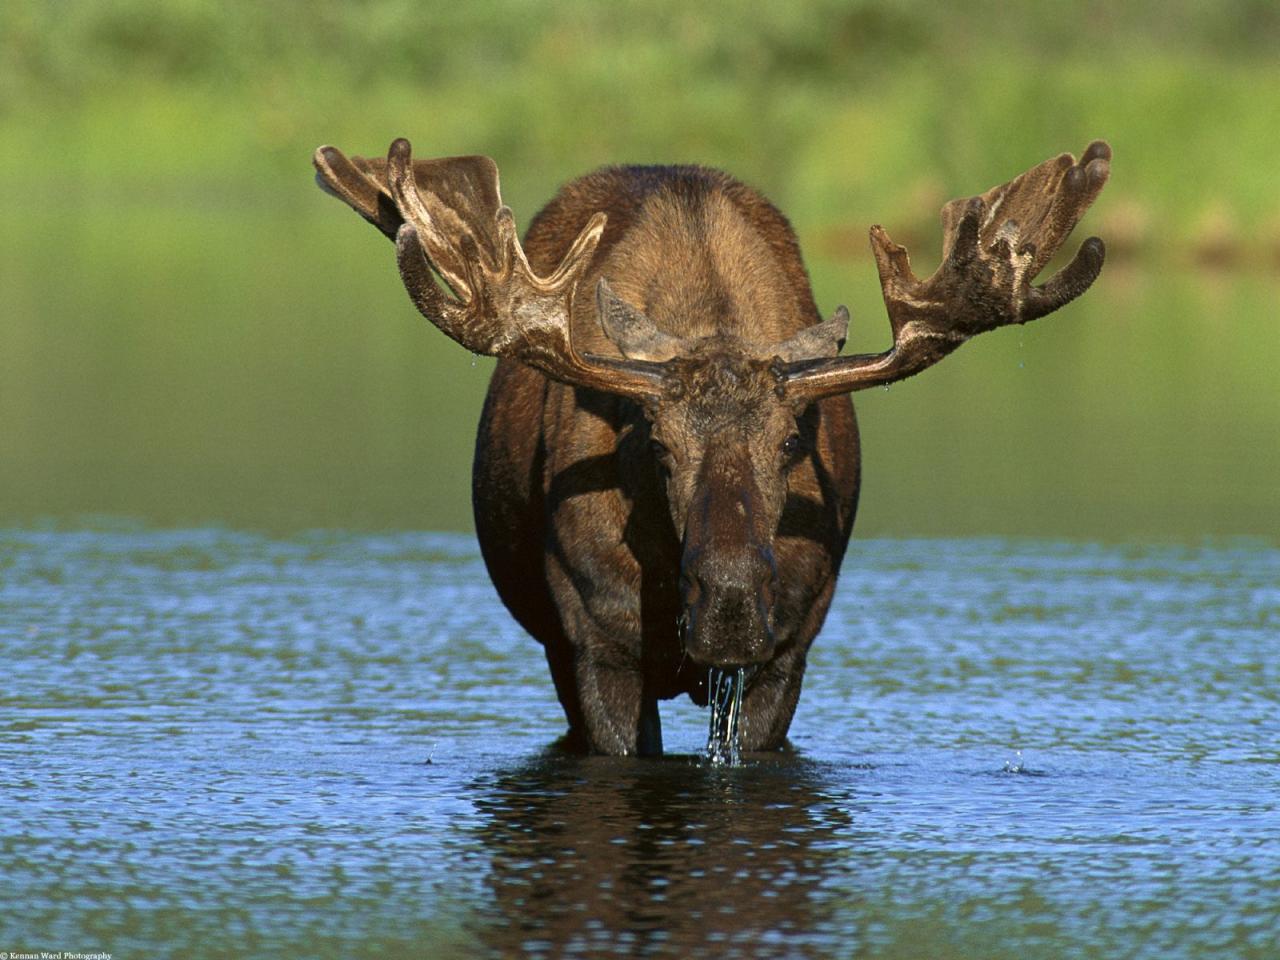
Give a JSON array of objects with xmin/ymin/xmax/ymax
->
[
  {"xmin": 314, "ymin": 139, "xmax": 1110, "ymax": 756},
  {"xmin": 468, "ymin": 753, "xmax": 857, "ymax": 957}
]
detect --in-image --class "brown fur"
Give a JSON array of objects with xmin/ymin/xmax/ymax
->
[{"xmin": 474, "ymin": 166, "xmax": 858, "ymax": 755}]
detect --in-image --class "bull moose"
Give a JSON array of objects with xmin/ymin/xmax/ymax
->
[{"xmin": 313, "ymin": 138, "xmax": 1110, "ymax": 757}]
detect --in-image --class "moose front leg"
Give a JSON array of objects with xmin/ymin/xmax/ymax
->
[
  {"xmin": 574, "ymin": 645, "xmax": 664, "ymax": 757},
  {"xmin": 733, "ymin": 645, "xmax": 809, "ymax": 752},
  {"xmin": 545, "ymin": 552, "xmax": 662, "ymax": 756}
]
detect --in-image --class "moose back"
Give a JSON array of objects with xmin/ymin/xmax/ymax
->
[{"xmin": 314, "ymin": 139, "xmax": 1110, "ymax": 756}]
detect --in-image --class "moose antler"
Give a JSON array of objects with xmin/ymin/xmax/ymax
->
[
  {"xmin": 313, "ymin": 139, "xmax": 667, "ymax": 398},
  {"xmin": 784, "ymin": 141, "xmax": 1111, "ymax": 400}
]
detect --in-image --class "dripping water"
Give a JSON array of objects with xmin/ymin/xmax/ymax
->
[{"xmin": 706, "ymin": 666, "xmax": 746, "ymax": 765}]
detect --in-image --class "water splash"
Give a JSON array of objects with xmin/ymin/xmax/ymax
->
[{"xmin": 706, "ymin": 667, "xmax": 745, "ymax": 766}]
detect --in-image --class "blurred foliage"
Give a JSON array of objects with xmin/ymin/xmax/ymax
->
[
  {"xmin": 5, "ymin": 0, "xmax": 1280, "ymax": 99},
  {"xmin": 4, "ymin": 0, "xmax": 1279, "ymax": 248},
  {"xmin": 1, "ymin": 1, "xmax": 1277, "ymax": 536}
]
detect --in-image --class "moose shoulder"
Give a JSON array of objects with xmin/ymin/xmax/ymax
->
[{"xmin": 314, "ymin": 140, "xmax": 1111, "ymax": 756}]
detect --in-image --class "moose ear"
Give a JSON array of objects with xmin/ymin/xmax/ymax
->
[
  {"xmin": 595, "ymin": 279, "xmax": 686, "ymax": 362},
  {"xmin": 771, "ymin": 307, "xmax": 850, "ymax": 363}
]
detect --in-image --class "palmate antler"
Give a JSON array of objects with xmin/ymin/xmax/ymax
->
[
  {"xmin": 783, "ymin": 141, "xmax": 1111, "ymax": 400},
  {"xmin": 313, "ymin": 139, "xmax": 666, "ymax": 398}
]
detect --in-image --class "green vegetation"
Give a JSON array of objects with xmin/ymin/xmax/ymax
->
[
  {"xmin": 5, "ymin": 0, "xmax": 1279, "ymax": 240},
  {"xmin": 1, "ymin": 1, "xmax": 1277, "ymax": 537}
]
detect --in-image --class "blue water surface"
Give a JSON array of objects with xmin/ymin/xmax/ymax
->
[{"xmin": 1, "ymin": 527, "xmax": 1277, "ymax": 958}]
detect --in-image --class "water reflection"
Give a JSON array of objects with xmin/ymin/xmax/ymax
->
[{"xmin": 469, "ymin": 751, "xmax": 859, "ymax": 958}]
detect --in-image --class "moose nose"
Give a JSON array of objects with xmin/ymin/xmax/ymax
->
[
  {"xmin": 681, "ymin": 546, "xmax": 776, "ymax": 606},
  {"xmin": 679, "ymin": 545, "xmax": 779, "ymax": 666}
]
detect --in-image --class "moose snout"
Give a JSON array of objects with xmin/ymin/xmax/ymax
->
[{"xmin": 680, "ymin": 545, "xmax": 779, "ymax": 667}]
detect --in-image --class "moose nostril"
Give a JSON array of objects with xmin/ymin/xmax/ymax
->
[{"xmin": 680, "ymin": 572, "xmax": 701, "ymax": 605}]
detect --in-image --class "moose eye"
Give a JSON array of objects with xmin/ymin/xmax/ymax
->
[
  {"xmin": 649, "ymin": 438, "xmax": 671, "ymax": 461},
  {"xmin": 781, "ymin": 433, "xmax": 805, "ymax": 461}
]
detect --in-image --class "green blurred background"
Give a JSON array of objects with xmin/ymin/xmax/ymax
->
[{"xmin": 2, "ymin": 0, "xmax": 1277, "ymax": 539}]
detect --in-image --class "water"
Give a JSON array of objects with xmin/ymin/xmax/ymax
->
[
  {"xmin": 706, "ymin": 667, "xmax": 747, "ymax": 765},
  {"xmin": 2, "ymin": 527, "xmax": 1278, "ymax": 958}
]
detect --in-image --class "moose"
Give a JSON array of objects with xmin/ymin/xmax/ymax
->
[{"xmin": 314, "ymin": 138, "xmax": 1110, "ymax": 756}]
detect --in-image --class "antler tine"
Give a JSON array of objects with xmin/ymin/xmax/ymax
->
[
  {"xmin": 784, "ymin": 141, "xmax": 1110, "ymax": 401},
  {"xmin": 394, "ymin": 222, "xmax": 491, "ymax": 350},
  {"xmin": 313, "ymin": 144, "xmax": 402, "ymax": 239}
]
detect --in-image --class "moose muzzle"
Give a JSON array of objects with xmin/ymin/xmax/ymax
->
[{"xmin": 679, "ymin": 541, "xmax": 779, "ymax": 668}]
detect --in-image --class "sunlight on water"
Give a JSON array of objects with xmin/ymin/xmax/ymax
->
[
  {"xmin": 1002, "ymin": 749, "xmax": 1025, "ymax": 773},
  {"xmin": 2, "ymin": 527, "xmax": 1278, "ymax": 959}
]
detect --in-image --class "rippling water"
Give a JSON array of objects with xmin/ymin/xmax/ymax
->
[{"xmin": 2, "ymin": 527, "xmax": 1277, "ymax": 958}]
